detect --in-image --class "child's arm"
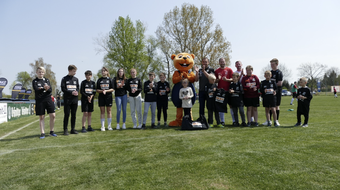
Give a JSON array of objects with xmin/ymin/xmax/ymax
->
[
  {"xmin": 143, "ymin": 81, "xmax": 149, "ymax": 94},
  {"xmin": 188, "ymin": 88, "xmax": 194, "ymax": 98},
  {"xmin": 96, "ymin": 79, "xmax": 103, "ymax": 94},
  {"xmin": 179, "ymin": 89, "xmax": 183, "ymax": 100}
]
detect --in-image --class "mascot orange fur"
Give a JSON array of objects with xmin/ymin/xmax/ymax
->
[{"xmin": 169, "ymin": 53, "xmax": 196, "ymax": 127}]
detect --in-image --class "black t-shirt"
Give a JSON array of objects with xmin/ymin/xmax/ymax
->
[
  {"xmin": 144, "ymin": 80, "xmax": 157, "ymax": 102},
  {"xmin": 156, "ymin": 81, "xmax": 170, "ymax": 102},
  {"xmin": 206, "ymin": 83, "xmax": 217, "ymax": 110},
  {"xmin": 214, "ymin": 88, "xmax": 228, "ymax": 113},
  {"xmin": 271, "ymin": 69, "xmax": 283, "ymax": 89},
  {"xmin": 61, "ymin": 75, "xmax": 79, "ymax": 104},
  {"xmin": 297, "ymin": 87, "xmax": 313, "ymax": 109},
  {"xmin": 229, "ymin": 82, "xmax": 243, "ymax": 107},
  {"xmin": 96, "ymin": 77, "xmax": 113, "ymax": 99},
  {"xmin": 127, "ymin": 78, "xmax": 142, "ymax": 97},
  {"xmin": 112, "ymin": 77, "xmax": 127, "ymax": 97},
  {"xmin": 80, "ymin": 80, "xmax": 96, "ymax": 101},
  {"xmin": 260, "ymin": 80, "xmax": 277, "ymax": 97},
  {"xmin": 32, "ymin": 77, "xmax": 52, "ymax": 101},
  {"xmin": 198, "ymin": 67, "xmax": 214, "ymax": 91}
]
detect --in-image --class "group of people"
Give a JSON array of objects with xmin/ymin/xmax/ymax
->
[{"xmin": 32, "ymin": 58, "xmax": 313, "ymax": 139}]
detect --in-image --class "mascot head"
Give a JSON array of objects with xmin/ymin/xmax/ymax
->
[{"xmin": 171, "ymin": 53, "xmax": 195, "ymax": 72}]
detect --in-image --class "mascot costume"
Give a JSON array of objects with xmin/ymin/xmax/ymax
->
[{"xmin": 169, "ymin": 53, "xmax": 197, "ymax": 127}]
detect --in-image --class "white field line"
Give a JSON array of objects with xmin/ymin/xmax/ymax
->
[{"xmin": 0, "ymin": 120, "xmax": 39, "ymax": 140}]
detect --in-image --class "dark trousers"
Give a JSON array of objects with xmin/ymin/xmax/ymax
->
[
  {"xmin": 297, "ymin": 108, "xmax": 309, "ymax": 124},
  {"xmin": 184, "ymin": 108, "xmax": 191, "ymax": 120},
  {"xmin": 157, "ymin": 102, "xmax": 168, "ymax": 122},
  {"xmin": 232, "ymin": 106, "xmax": 246, "ymax": 123},
  {"xmin": 199, "ymin": 91, "xmax": 207, "ymax": 117},
  {"xmin": 208, "ymin": 109, "xmax": 220, "ymax": 125},
  {"xmin": 64, "ymin": 103, "xmax": 78, "ymax": 130}
]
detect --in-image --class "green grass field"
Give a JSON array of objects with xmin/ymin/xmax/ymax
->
[{"xmin": 0, "ymin": 95, "xmax": 339, "ymax": 189}]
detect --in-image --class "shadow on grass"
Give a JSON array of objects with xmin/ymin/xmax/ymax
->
[{"xmin": 0, "ymin": 134, "xmax": 40, "ymax": 141}]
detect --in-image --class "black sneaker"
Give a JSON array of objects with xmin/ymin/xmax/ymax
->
[
  {"xmin": 267, "ymin": 122, "xmax": 271, "ymax": 127},
  {"xmin": 247, "ymin": 122, "xmax": 251, "ymax": 127},
  {"xmin": 81, "ymin": 128, "xmax": 87, "ymax": 133},
  {"xmin": 70, "ymin": 129, "xmax": 78, "ymax": 134},
  {"xmin": 151, "ymin": 123, "xmax": 157, "ymax": 129},
  {"xmin": 235, "ymin": 122, "xmax": 240, "ymax": 126},
  {"xmin": 241, "ymin": 122, "xmax": 247, "ymax": 127},
  {"xmin": 221, "ymin": 122, "xmax": 225, "ymax": 126},
  {"xmin": 40, "ymin": 133, "xmax": 45, "ymax": 139},
  {"xmin": 294, "ymin": 122, "xmax": 301, "ymax": 127},
  {"xmin": 141, "ymin": 124, "xmax": 146, "ymax": 130},
  {"xmin": 63, "ymin": 129, "xmax": 69, "ymax": 136},
  {"xmin": 87, "ymin": 126, "xmax": 95, "ymax": 132},
  {"xmin": 254, "ymin": 122, "xmax": 259, "ymax": 127}
]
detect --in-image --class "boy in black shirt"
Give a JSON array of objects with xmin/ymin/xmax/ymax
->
[
  {"xmin": 295, "ymin": 77, "xmax": 313, "ymax": 127},
  {"xmin": 260, "ymin": 71, "xmax": 278, "ymax": 127},
  {"xmin": 142, "ymin": 72, "xmax": 157, "ymax": 129},
  {"xmin": 80, "ymin": 70, "xmax": 96, "ymax": 132},
  {"xmin": 61, "ymin": 65, "xmax": 79, "ymax": 135},
  {"xmin": 32, "ymin": 67, "xmax": 57, "ymax": 139},
  {"xmin": 229, "ymin": 72, "xmax": 246, "ymax": 127},
  {"xmin": 269, "ymin": 58, "xmax": 283, "ymax": 125},
  {"xmin": 156, "ymin": 72, "xmax": 170, "ymax": 127},
  {"xmin": 206, "ymin": 74, "xmax": 222, "ymax": 128}
]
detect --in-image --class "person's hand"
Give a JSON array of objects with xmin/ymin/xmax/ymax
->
[
  {"xmin": 72, "ymin": 91, "xmax": 78, "ymax": 96},
  {"xmin": 218, "ymin": 73, "xmax": 222, "ymax": 80},
  {"xmin": 88, "ymin": 96, "xmax": 92, "ymax": 103},
  {"xmin": 253, "ymin": 86, "xmax": 257, "ymax": 91},
  {"xmin": 202, "ymin": 64, "xmax": 206, "ymax": 70},
  {"xmin": 166, "ymin": 87, "xmax": 170, "ymax": 92},
  {"xmin": 273, "ymin": 91, "xmax": 276, "ymax": 95},
  {"xmin": 103, "ymin": 89, "xmax": 106, "ymax": 95},
  {"xmin": 132, "ymin": 89, "xmax": 136, "ymax": 93},
  {"xmin": 229, "ymin": 89, "xmax": 234, "ymax": 93},
  {"xmin": 44, "ymin": 83, "xmax": 50, "ymax": 90},
  {"xmin": 194, "ymin": 66, "xmax": 199, "ymax": 73},
  {"xmin": 222, "ymin": 76, "xmax": 227, "ymax": 81},
  {"xmin": 149, "ymin": 83, "xmax": 154, "ymax": 88}
]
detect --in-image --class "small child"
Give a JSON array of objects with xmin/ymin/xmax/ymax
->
[
  {"xmin": 206, "ymin": 74, "xmax": 222, "ymax": 128},
  {"xmin": 260, "ymin": 71, "xmax": 278, "ymax": 127},
  {"xmin": 334, "ymin": 87, "xmax": 337, "ymax": 98},
  {"xmin": 80, "ymin": 70, "xmax": 96, "ymax": 132},
  {"xmin": 229, "ymin": 72, "xmax": 246, "ymax": 127},
  {"xmin": 179, "ymin": 78, "xmax": 194, "ymax": 119},
  {"xmin": 32, "ymin": 67, "xmax": 57, "ymax": 139},
  {"xmin": 156, "ymin": 72, "xmax": 170, "ymax": 127},
  {"xmin": 295, "ymin": 77, "xmax": 313, "ymax": 127},
  {"xmin": 142, "ymin": 72, "xmax": 158, "ymax": 129},
  {"xmin": 61, "ymin": 65, "xmax": 79, "ymax": 135}
]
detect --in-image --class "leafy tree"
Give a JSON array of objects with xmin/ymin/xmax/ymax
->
[
  {"xmin": 298, "ymin": 62, "xmax": 327, "ymax": 92},
  {"xmin": 16, "ymin": 71, "xmax": 32, "ymax": 89},
  {"xmin": 282, "ymin": 80, "xmax": 290, "ymax": 90},
  {"xmin": 29, "ymin": 58, "xmax": 57, "ymax": 96},
  {"xmin": 96, "ymin": 16, "xmax": 148, "ymax": 79},
  {"xmin": 156, "ymin": 3, "xmax": 231, "ymax": 69},
  {"xmin": 321, "ymin": 67, "xmax": 340, "ymax": 91}
]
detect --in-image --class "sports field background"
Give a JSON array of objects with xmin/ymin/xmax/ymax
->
[{"xmin": 0, "ymin": 95, "xmax": 339, "ymax": 189}]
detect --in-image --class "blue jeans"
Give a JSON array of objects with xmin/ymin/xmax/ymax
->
[{"xmin": 115, "ymin": 94, "xmax": 127, "ymax": 123}]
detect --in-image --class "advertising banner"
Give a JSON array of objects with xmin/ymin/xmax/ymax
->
[
  {"xmin": 0, "ymin": 103, "xmax": 7, "ymax": 124},
  {"xmin": 7, "ymin": 102, "xmax": 32, "ymax": 121},
  {"xmin": 18, "ymin": 87, "xmax": 26, "ymax": 99},
  {"xmin": 0, "ymin": 77, "xmax": 8, "ymax": 98},
  {"xmin": 11, "ymin": 84, "xmax": 23, "ymax": 99},
  {"xmin": 24, "ymin": 89, "xmax": 32, "ymax": 99}
]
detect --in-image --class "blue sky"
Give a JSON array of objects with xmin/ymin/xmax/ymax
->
[{"xmin": 1, "ymin": 0, "xmax": 339, "ymax": 94}]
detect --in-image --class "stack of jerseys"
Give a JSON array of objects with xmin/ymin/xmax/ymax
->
[{"xmin": 206, "ymin": 85, "xmax": 228, "ymax": 113}]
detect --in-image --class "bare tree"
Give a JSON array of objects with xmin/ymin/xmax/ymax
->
[
  {"xmin": 156, "ymin": 3, "xmax": 231, "ymax": 69},
  {"xmin": 298, "ymin": 62, "xmax": 327, "ymax": 92},
  {"xmin": 260, "ymin": 63, "xmax": 292, "ymax": 81}
]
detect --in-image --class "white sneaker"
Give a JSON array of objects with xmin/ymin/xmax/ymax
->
[
  {"xmin": 101, "ymin": 126, "xmax": 105, "ymax": 131},
  {"xmin": 133, "ymin": 125, "xmax": 137, "ymax": 129},
  {"xmin": 122, "ymin": 123, "xmax": 126, "ymax": 129},
  {"xmin": 262, "ymin": 121, "xmax": 272, "ymax": 125},
  {"xmin": 137, "ymin": 124, "xmax": 142, "ymax": 129},
  {"xmin": 275, "ymin": 120, "xmax": 280, "ymax": 126},
  {"xmin": 302, "ymin": 124, "xmax": 308, "ymax": 128},
  {"xmin": 108, "ymin": 125, "xmax": 113, "ymax": 130},
  {"xmin": 116, "ymin": 124, "xmax": 120, "ymax": 130}
]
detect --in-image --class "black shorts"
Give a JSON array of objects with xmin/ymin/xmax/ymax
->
[
  {"xmin": 98, "ymin": 95, "xmax": 112, "ymax": 107},
  {"xmin": 35, "ymin": 98, "xmax": 55, "ymax": 115},
  {"xmin": 81, "ymin": 99, "xmax": 94, "ymax": 112},
  {"xmin": 292, "ymin": 92, "xmax": 297, "ymax": 98},
  {"xmin": 276, "ymin": 88, "xmax": 282, "ymax": 106},
  {"xmin": 244, "ymin": 97, "xmax": 259, "ymax": 107},
  {"xmin": 157, "ymin": 100, "xmax": 168, "ymax": 110},
  {"xmin": 262, "ymin": 95, "xmax": 276, "ymax": 108}
]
